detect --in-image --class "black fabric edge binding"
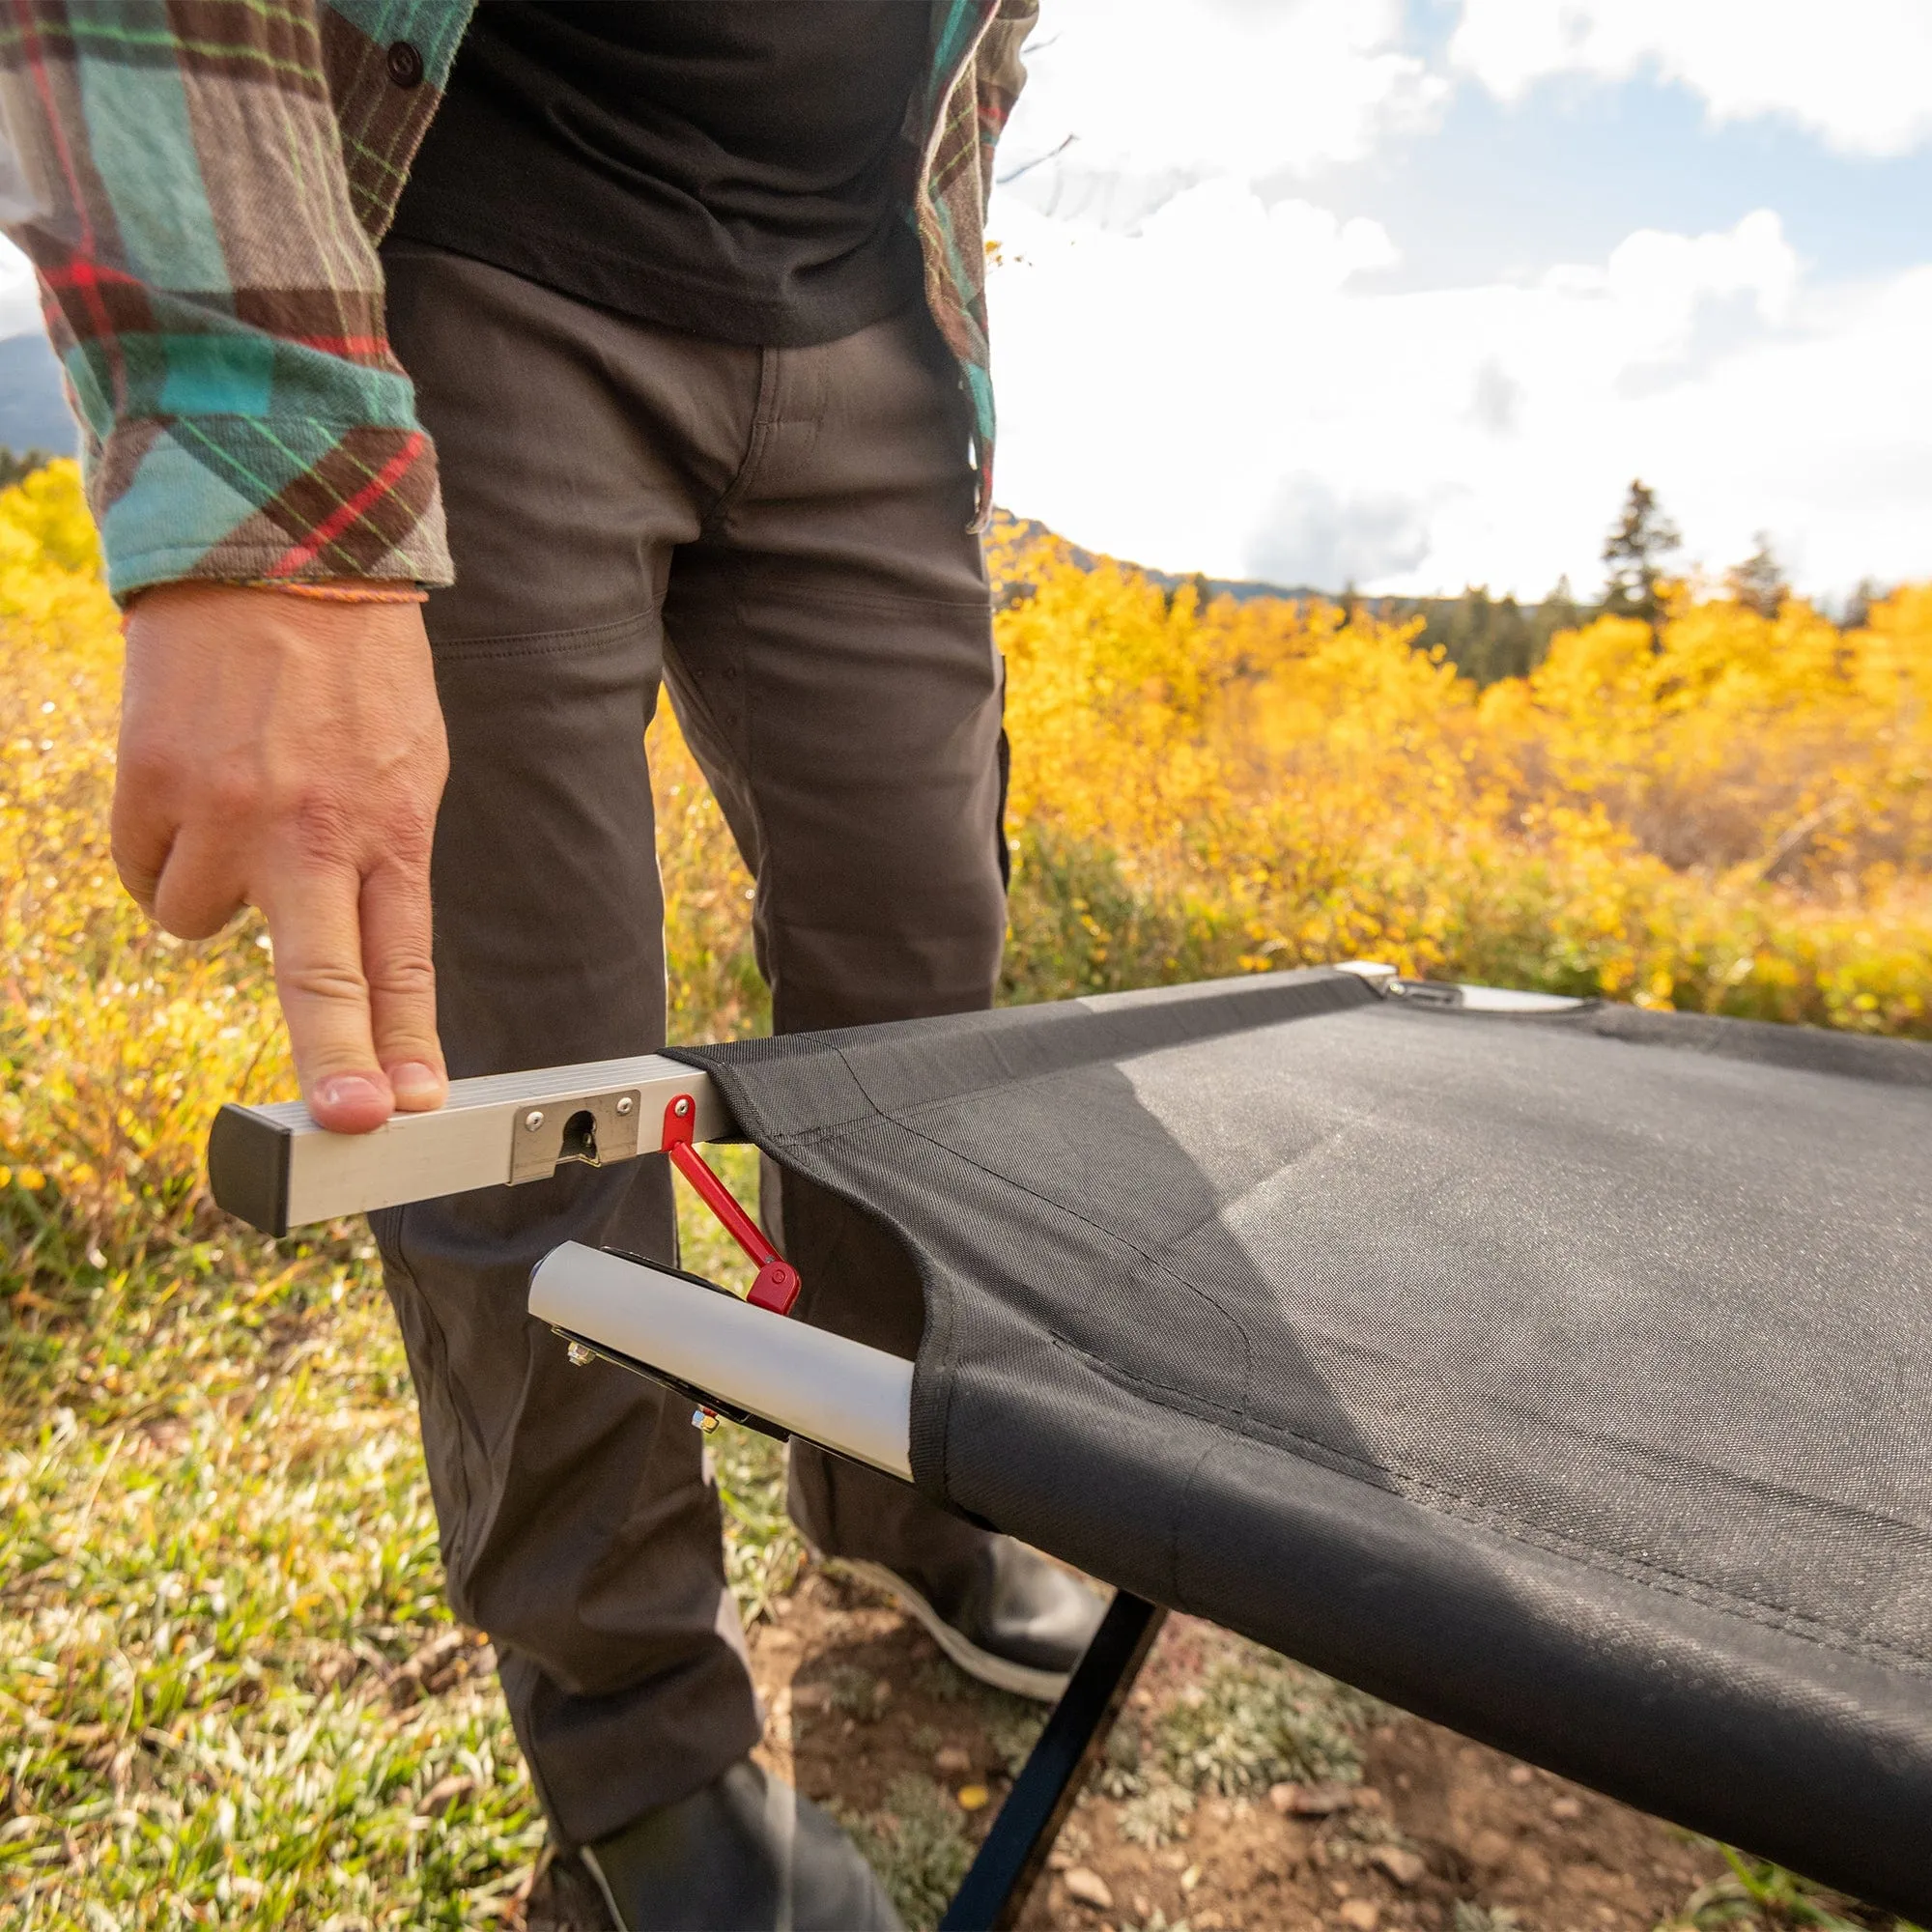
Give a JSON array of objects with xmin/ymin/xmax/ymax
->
[
  {"xmin": 1529, "ymin": 999, "xmax": 1932, "ymax": 1087},
  {"xmin": 668, "ymin": 965, "xmax": 1380, "ymax": 1097},
  {"xmin": 1182, "ymin": 1426, "xmax": 1932, "ymax": 1920}
]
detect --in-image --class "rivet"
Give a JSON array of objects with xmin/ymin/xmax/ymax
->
[
  {"xmin": 674, "ymin": 1096, "xmax": 692, "ymax": 1117},
  {"xmin": 525, "ymin": 1109, "xmax": 545, "ymax": 1131},
  {"xmin": 616, "ymin": 1095, "xmax": 634, "ymax": 1116}
]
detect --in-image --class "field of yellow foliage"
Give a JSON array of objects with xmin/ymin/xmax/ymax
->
[
  {"xmin": 992, "ymin": 524, "xmax": 1932, "ymax": 1029},
  {"xmin": 2, "ymin": 462, "xmax": 1928, "ymax": 1265},
  {"xmin": 2, "ymin": 462, "xmax": 1926, "ymax": 1924}
]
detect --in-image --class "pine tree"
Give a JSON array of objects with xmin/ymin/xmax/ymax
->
[
  {"xmin": 1601, "ymin": 479, "xmax": 1682, "ymax": 628},
  {"xmin": 1529, "ymin": 575, "xmax": 1582, "ymax": 667},
  {"xmin": 1725, "ymin": 534, "xmax": 1788, "ymax": 617},
  {"xmin": 0, "ymin": 446, "xmax": 53, "ymax": 490},
  {"xmin": 1841, "ymin": 578, "xmax": 1884, "ymax": 631}
]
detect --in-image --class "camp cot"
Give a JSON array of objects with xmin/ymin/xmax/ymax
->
[{"xmin": 209, "ymin": 963, "xmax": 1932, "ymax": 1925}]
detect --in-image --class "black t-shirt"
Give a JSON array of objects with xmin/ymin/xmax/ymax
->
[{"xmin": 388, "ymin": 2, "xmax": 932, "ymax": 347}]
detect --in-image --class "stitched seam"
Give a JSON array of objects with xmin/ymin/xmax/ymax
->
[
  {"xmin": 1050, "ymin": 1332, "xmax": 1932, "ymax": 1675},
  {"xmin": 702, "ymin": 344, "xmax": 782, "ymax": 527},
  {"xmin": 751, "ymin": 584, "xmax": 993, "ymax": 615},
  {"xmin": 429, "ymin": 612, "xmax": 651, "ymax": 661},
  {"xmin": 1170, "ymin": 1435, "xmax": 1216, "ymax": 1614}
]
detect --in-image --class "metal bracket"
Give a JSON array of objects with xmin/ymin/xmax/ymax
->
[
  {"xmin": 207, "ymin": 1053, "xmax": 732, "ymax": 1236},
  {"xmin": 1386, "ymin": 976, "xmax": 1464, "ymax": 1008},
  {"xmin": 508, "ymin": 1088, "xmax": 642, "ymax": 1185}
]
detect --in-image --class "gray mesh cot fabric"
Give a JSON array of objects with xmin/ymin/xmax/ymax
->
[{"xmin": 671, "ymin": 970, "xmax": 1932, "ymax": 1914}]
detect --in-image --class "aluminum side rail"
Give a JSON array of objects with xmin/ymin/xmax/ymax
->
[
  {"xmin": 207, "ymin": 1054, "xmax": 733, "ymax": 1236},
  {"xmin": 204, "ymin": 965, "xmax": 1578, "ymax": 1236},
  {"xmin": 530, "ymin": 1242, "xmax": 915, "ymax": 1482}
]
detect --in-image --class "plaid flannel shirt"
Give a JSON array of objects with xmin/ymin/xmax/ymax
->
[{"xmin": 0, "ymin": 0, "xmax": 1034, "ymax": 602}]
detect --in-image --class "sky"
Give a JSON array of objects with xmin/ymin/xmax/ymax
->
[
  {"xmin": 986, "ymin": 0, "xmax": 1932, "ymax": 601},
  {"xmin": 0, "ymin": 2, "xmax": 1925, "ymax": 604}
]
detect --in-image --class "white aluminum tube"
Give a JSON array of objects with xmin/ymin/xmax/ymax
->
[{"xmin": 528, "ymin": 1241, "xmax": 916, "ymax": 1482}]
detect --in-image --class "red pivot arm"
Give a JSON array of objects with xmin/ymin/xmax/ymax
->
[{"xmin": 661, "ymin": 1094, "xmax": 801, "ymax": 1316}]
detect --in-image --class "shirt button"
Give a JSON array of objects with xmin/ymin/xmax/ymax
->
[{"xmin": 385, "ymin": 40, "xmax": 424, "ymax": 88}]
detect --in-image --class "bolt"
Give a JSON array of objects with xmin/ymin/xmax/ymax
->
[
  {"xmin": 566, "ymin": 1341, "xmax": 594, "ymax": 1367},
  {"xmin": 525, "ymin": 1109, "xmax": 545, "ymax": 1131},
  {"xmin": 615, "ymin": 1095, "xmax": 634, "ymax": 1116},
  {"xmin": 674, "ymin": 1095, "xmax": 692, "ymax": 1118}
]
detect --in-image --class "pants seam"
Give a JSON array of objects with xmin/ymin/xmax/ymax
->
[
  {"xmin": 428, "ymin": 611, "xmax": 655, "ymax": 661},
  {"xmin": 702, "ymin": 343, "xmax": 784, "ymax": 527}
]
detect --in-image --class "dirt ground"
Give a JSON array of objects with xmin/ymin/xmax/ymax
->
[{"xmin": 525, "ymin": 1559, "xmax": 1785, "ymax": 1932}]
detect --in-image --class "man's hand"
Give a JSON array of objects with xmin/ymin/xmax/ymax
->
[{"xmin": 115, "ymin": 583, "xmax": 450, "ymax": 1134}]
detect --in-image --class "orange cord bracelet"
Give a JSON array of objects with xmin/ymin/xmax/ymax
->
[{"xmin": 242, "ymin": 580, "xmax": 429, "ymax": 605}]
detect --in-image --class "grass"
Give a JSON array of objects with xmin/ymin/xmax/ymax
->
[
  {"xmin": 0, "ymin": 1221, "xmax": 545, "ymax": 1928},
  {"xmin": 1152, "ymin": 1647, "xmax": 1375, "ymax": 1799},
  {"xmin": 1116, "ymin": 1777, "xmax": 1198, "ymax": 1851},
  {"xmin": 1, "ymin": 1244, "xmax": 545, "ymax": 1924},
  {"xmin": 0, "ymin": 1149, "xmax": 787, "ymax": 1929},
  {"xmin": 832, "ymin": 1775, "xmax": 975, "ymax": 1929},
  {"xmin": 1662, "ymin": 1855, "xmax": 1908, "ymax": 1932},
  {"xmin": 1096, "ymin": 1644, "xmax": 1378, "ymax": 1851}
]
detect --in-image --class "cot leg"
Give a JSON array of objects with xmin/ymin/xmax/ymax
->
[{"xmin": 938, "ymin": 1590, "xmax": 1168, "ymax": 1932}]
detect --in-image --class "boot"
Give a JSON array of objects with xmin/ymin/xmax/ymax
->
[{"xmin": 580, "ymin": 1757, "xmax": 901, "ymax": 1931}]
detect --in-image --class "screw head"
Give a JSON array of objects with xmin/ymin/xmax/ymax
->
[
  {"xmin": 525, "ymin": 1109, "xmax": 545, "ymax": 1131},
  {"xmin": 566, "ymin": 1340, "xmax": 594, "ymax": 1367},
  {"xmin": 674, "ymin": 1096, "xmax": 692, "ymax": 1117},
  {"xmin": 615, "ymin": 1095, "xmax": 634, "ymax": 1116}
]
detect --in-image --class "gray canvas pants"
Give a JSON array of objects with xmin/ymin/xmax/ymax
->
[{"xmin": 373, "ymin": 241, "xmax": 1008, "ymax": 1847}]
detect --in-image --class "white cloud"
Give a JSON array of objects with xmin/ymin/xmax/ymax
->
[
  {"xmin": 1250, "ymin": 474, "xmax": 1435, "ymax": 588},
  {"xmin": 986, "ymin": 2, "xmax": 1932, "ymax": 601},
  {"xmin": 1450, "ymin": 0, "xmax": 1932, "ymax": 158},
  {"xmin": 0, "ymin": 238, "xmax": 42, "ymax": 338},
  {"xmin": 987, "ymin": 192, "xmax": 1932, "ymax": 600},
  {"xmin": 1000, "ymin": 0, "xmax": 1444, "ymax": 215},
  {"xmin": 1566, "ymin": 208, "xmax": 1799, "ymax": 361}
]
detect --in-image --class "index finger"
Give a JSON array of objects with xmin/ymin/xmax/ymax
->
[{"xmin": 255, "ymin": 862, "xmax": 396, "ymax": 1134}]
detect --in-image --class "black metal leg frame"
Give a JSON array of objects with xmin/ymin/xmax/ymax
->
[{"xmin": 940, "ymin": 1590, "xmax": 1169, "ymax": 1931}]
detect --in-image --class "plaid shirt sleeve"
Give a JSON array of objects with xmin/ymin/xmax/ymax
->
[
  {"xmin": 0, "ymin": 0, "xmax": 471, "ymax": 601},
  {"xmin": 917, "ymin": 0, "xmax": 1037, "ymax": 529}
]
